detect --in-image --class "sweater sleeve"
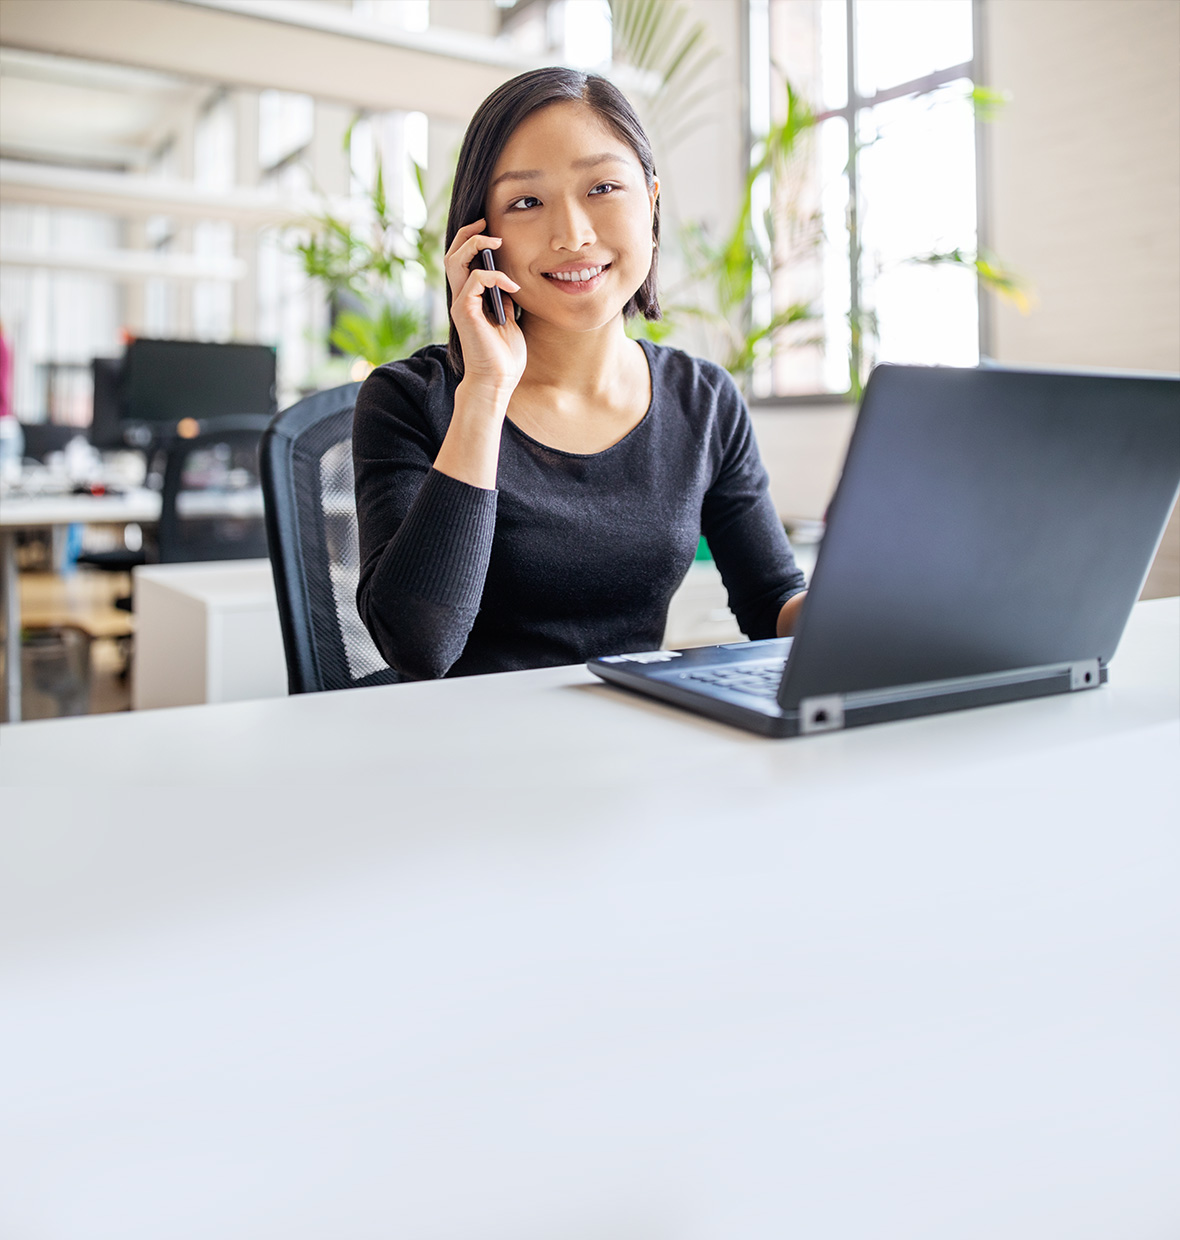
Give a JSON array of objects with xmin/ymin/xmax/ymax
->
[
  {"xmin": 699, "ymin": 370, "xmax": 807, "ymax": 640},
  {"xmin": 353, "ymin": 357, "xmax": 498, "ymax": 680}
]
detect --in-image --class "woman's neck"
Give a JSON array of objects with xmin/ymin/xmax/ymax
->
[
  {"xmin": 506, "ymin": 313, "xmax": 651, "ymax": 454},
  {"xmin": 517, "ymin": 314, "xmax": 637, "ymax": 399}
]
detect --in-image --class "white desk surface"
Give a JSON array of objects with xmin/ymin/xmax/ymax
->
[
  {"xmin": 2, "ymin": 598, "xmax": 1178, "ymax": 1238},
  {"xmin": 0, "ymin": 486, "xmax": 161, "ymax": 527}
]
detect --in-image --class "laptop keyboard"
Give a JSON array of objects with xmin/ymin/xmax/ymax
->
[{"xmin": 683, "ymin": 660, "xmax": 787, "ymax": 699}]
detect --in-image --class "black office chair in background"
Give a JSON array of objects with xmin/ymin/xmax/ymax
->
[
  {"xmin": 77, "ymin": 414, "xmax": 271, "ymax": 602},
  {"xmin": 157, "ymin": 415, "xmax": 271, "ymax": 563},
  {"xmin": 260, "ymin": 384, "xmax": 401, "ymax": 694}
]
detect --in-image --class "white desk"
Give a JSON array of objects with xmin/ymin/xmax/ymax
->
[
  {"xmin": 1, "ymin": 599, "xmax": 1177, "ymax": 1238},
  {"xmin": 0, "ymin": 487, "xmax": 160, "ymax": 721}
]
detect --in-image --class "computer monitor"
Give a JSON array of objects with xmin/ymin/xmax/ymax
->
[
  {"xmin": 120, "ymin": 338, "xmax": 277, "ymax": 432},
  {"xmin": 90, "ymin": 357, "xmax": 125, "ymax": 449}
]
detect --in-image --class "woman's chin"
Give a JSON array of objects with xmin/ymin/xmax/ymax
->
[{"xmin": 519, "ymin": 301, "xmax": 630, "ymax": 337}]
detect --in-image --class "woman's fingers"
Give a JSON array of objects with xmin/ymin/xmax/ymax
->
[
  {"xmin": 445, "ymin": 221, "xmax": 498, "ymax": 262},
  {"xmin": 445, "ymin": 221, "xmax": 505, "ymax": 297},
  {"xmin": 447, "ymin": 217, "xmax": 488, "ymax": 249},
  {"xmin": 454, "ymin": 266, "xmax": 519, "ymax": 317}
]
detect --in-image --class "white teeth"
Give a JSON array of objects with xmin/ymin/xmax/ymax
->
[{"xmin": 549, "ymin": 265, "xmax": 604, "ymax": 282}]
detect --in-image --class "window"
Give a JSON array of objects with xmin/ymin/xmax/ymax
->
[
  {"xmin": 192, "ymin": 92, "xmax": 237, "ymax": 341},
  {"xmin": 750, "ymin": 0, "xmax": 981, "ymax": 399},
  {"xmin": 498, "ymin": 0, "xmax": 612, "ymax": 67}
]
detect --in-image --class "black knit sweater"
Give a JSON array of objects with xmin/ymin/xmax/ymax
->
[{"xmin": 353, "ymin": 340, "xmax": 806, "ymax": 680}]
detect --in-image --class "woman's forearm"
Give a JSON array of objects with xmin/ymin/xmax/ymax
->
[
  {"xmin": 356, "ymin": 467, "xmax": 499, "ymax": 679},
  {"xmin": 432, "ymin": 378, "xmax": 514, "ymax": 490}
]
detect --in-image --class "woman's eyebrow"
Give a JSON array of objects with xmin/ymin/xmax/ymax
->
[{"xmin": 489, "ymin": 153, "xmax": 628, "ymax": 191}]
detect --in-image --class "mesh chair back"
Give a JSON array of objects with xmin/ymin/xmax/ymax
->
[
  {"xmin": 157, "ymin": 416, "xmax": 271, "ymax": 563},
  {"xmin": 261, "ymin": 384, "xmax": 400, "ymax": 694}
]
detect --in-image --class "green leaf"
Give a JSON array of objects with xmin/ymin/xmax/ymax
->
[
  {"xmin": 911, "ymin": 246, "xmax": 1031, "ymax": 312},
  {"xmin": 372, "ymin": 161, "xmax": 388, "ymax": 228},
  {"xmin": 610, "ymin": 0, "xmax": 717, "ymax": 148},
  {"xmin": 971, "ymin": 85, "xmax": 1012, "ymax": 122}
]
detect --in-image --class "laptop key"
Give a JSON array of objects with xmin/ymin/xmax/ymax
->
[{"xmin": 685, "ymin": 661, "xmax": 787, "ymax": 698}]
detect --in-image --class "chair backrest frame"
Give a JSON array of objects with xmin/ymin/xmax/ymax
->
[{"xmin": 261, "ymin": 383, "xmax": 399, "ymax": 695}]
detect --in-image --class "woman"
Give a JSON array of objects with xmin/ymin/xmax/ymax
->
[{"xmin": 353, "ymin": 67, "xmax": 807, "ymax": 681}]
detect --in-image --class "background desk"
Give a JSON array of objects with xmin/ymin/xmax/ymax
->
[
  {"xmin": 0, "ymin": 488, "xmax": 160, "ymax": 721},
  {"xmin": 1, "ymin": 599, "xmax": 1177, "ymax": 1238}
]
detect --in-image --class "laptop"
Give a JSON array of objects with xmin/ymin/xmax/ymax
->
[{"xmin": 588, "ymin": 363, "xmax": 1180, "ymax": 737}]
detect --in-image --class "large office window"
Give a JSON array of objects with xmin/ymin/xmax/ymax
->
[
  {"xmin": 257, "ymin": 90, "xmax": 316, "ymax": 405},
  {"xmin": 192, "ymin": 92, "xmax": 237, "ymax": 342},
  {"xmin": 750, "ymin": 0, "xmax": 980, "ymax": 399}
]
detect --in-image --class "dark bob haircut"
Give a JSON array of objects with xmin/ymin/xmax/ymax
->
[{"xmin": 445, "ymin": 66, "xmax": 661, "ymax": 376}]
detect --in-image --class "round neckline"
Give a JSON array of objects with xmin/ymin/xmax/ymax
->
[{"xmin": 503, "ymin": 338, "xmax": 656, "ymax": 460}]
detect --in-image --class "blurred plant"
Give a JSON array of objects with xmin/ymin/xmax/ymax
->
[
  {"xmin": 295, "ymin": 133, "xmax": 449, "ymax": 369},
  {"xmin": 970, "ymin": 84, "xmax": 1014, "ymax": 122},
  {"xmin": 696, "ymin": 77, "xmax": 823, "ymax": 384},
  {"xmin": 630, "ymin": 78, "xmax": 822, "ymax": 386},
  {"xmin": 897, "ymin": 85, "xmax": 1027, "ymax": 312},
  {"xmin": 697, "ymin": 74, "xmax": 1028, "ymax": 399},
  {"xmin": 910, "ymin": 245, "xmax": 1030, "ymax": 314},
  {"xmin": 609, "ymin": 0, "xmax": 821, "ymax": 379},
  {"xmin": 609, "ymin": 0, "xmax": 719, "ymax": 148}
]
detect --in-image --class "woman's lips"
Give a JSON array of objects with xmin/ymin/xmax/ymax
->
[{"xmin": 542, "ymin": 262, "xmax": 611, "ymax": 292}]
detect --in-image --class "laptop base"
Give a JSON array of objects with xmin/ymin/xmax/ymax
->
[{"xmin": 590, "ymin": 646, "xmax": 1107, "ymax": 738}]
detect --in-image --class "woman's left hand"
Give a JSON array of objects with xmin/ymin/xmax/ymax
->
[{"xmin": 777, "ymin": 591, "xmax": 807, "ymax": 637}]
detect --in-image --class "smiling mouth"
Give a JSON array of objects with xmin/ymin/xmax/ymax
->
[{"xmin": 543, "ymin": 263, "xmax": 610, "ymax": 284}]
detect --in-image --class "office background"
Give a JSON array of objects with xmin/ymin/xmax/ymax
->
[
  {"xmin": 2, "ymin": 9, "xmax": 1178, "ymax": 1229},
  {"xmin": 1, "ymin": 0, "xmax": 1177, "ymax": 691}
]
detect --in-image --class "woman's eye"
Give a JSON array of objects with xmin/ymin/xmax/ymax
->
[
  {"xmin": 508, "ymin": 196, "xmax": 540, "ymax": 211},
  {"xmin": 589, "ymin": 182, "xmax": 618, "ymax": 196}
]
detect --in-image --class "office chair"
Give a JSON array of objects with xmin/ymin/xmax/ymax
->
[
  {"xmin": 77, "ymin": 416, "xmax": 271, "ymax": 626},
  {"xmin": 260, "ymin": 384, "xmax": 401, "ymax": 694},
  {"xmin": 157, "ymin": 415, "xmax": 271, "ymax": 563}
]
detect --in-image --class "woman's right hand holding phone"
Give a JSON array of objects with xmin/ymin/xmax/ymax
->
[
  {"xmin": 444, "ymin": 220, "xmax": 525, "ymax": 394},
  {"xmin": 434, "ymin": 220, "xmax": 526, "ymax": 490}
]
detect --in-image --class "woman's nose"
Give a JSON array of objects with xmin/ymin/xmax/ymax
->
[{"xmin": 550, "ymin": 197, "xmax": 595, "ymax": 251}]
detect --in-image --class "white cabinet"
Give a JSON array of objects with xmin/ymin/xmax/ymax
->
[{"xmin": 133, "ymin": 560, "xmax": 288, "ymax": 709}]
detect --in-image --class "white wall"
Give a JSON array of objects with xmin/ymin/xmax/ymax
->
[
  {"xmin": 983, "ymin": 0, "xmax": 1180, "ymax": 596},
  {"xmin": 984, "ymin": 0, "xmax": 1179, "ymax": 373}
]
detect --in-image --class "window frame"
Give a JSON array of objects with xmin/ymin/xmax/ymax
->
[{"xmin": 743, "ymin": 0, "xmax": 989, "ymax": 408}]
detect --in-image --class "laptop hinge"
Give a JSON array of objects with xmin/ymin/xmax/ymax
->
[
  {"xmin": 1069, "ymin": 659, "xmax": 1101, "ymax": 690},
  {"xmin": 799, "ymin": 695, "xmax": 845, "ymax": 734}
]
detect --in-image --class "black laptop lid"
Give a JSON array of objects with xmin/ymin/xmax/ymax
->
[{"xmin": 780, "ymin": 364, "xmax": 1180, "ymax": 707}]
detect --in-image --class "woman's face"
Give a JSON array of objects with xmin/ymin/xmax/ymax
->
[{"xmin": 484, "ymin": 100, "xmax": 658, "ymax": 333}]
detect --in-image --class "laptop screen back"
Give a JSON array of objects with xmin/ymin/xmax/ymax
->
[{"xmin": 780, "ymin": 365, "xmax": 1180, "ymax": 707}]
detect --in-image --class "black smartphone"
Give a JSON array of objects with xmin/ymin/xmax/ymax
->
[{"xmin": 479, "ymin": 247, "xmax": 507, "ymax": 326}]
